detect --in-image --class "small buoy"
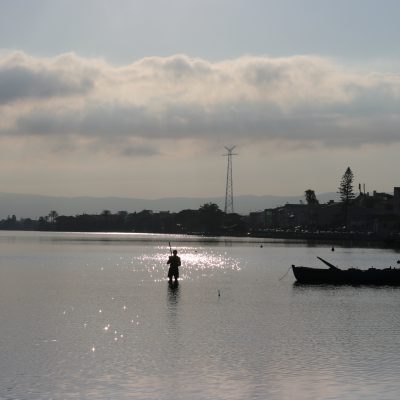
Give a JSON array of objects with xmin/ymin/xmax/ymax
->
[
  {"xmin": 218, "ymin": 290, "xmax": 221, "ymax": 297},
  {"xmin": 331, "ymin": 246, "xmax": 335, "ymax": 252}
]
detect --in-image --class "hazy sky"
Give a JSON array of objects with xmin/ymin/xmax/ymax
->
[{"xmin": 1, "ymin": 0, "xmax": 400, "ymax": 199}]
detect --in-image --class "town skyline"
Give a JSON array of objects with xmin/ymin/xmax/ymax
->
[{"xmin": 1, "ymin": 0, "xmax": 399, "ymax": 199}]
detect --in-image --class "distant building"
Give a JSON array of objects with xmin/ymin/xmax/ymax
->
[
  {"xmin": 394, "ymin": 187, "xmax": 400, "ymax": 215},
  {"xmin": 265, "ymin": 202, "xmax": 340, "ymax": 230},
  {"xmin": 258, "ymin": 187, "xmax": 400, "ymax": 235},
  {"xmin": 249, "ymin": 211, "xmax": 267, "ymax": 230}
]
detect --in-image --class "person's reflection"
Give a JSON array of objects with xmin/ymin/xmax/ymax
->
[
  {"xmin": 166, "ymin": 281, "xmax": 180, "ymax": 340},
  {"xmin": 167, "ymin": 281, "xmax": 180, "ymax": 309}
]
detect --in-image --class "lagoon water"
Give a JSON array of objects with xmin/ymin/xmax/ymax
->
[{"xmin": 1, "ymin": 231, "xmax": 400, "ymax": 399}]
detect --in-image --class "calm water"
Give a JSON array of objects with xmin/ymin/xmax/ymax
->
[{"xmin": 1, "ymin": 231, "xmax": 400, "ymax": 400}]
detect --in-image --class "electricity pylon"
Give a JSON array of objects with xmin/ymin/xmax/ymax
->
[{"xmin": 223, "ymin": 146, "xmax": 238, "ymax": 214}]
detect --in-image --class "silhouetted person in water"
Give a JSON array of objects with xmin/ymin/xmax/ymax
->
[{"xmin": 167, "ymin": 250, "xmax": 181, "ymax": 283}]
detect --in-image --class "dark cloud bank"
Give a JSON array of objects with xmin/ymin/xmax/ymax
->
[{"xmin": 1, "ymin": 52, "xmax": 400, "ymax": 155}]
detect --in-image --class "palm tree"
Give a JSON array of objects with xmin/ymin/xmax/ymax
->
[{"xmin": 48, "ymin": 210, "xmax": 58, "ymax": 223}]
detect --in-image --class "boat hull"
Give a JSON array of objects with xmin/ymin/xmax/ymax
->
[{"xmin": 292, "ymin": 265, "xmax": 400, "ymax": 285}]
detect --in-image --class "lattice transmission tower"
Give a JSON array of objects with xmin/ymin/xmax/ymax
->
[{"xmin": 223, "ymin": 146, "xmax": 238, "ymax": 214}]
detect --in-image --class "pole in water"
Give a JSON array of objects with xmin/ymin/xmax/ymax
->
[{"xmin": 168, "ymin": 241, "xmax": 172, "ymax": 255}]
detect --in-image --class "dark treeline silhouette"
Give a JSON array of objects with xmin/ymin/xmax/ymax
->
[
  {"xmin": 0, "ymin": 203, "xmax": 248, "ymax": 236},
  {"xmin": 1, "ymin": 166, "xmax": 400, "ymax": 245}
]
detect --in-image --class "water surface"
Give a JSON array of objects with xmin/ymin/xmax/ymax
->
[{"xmin": 0, "ymin": 231, "xmax": 400, "ymax": 399}]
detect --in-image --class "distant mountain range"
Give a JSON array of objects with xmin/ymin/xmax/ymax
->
[{"xmin": 0, "ymin": 192, "xmax": 340, "ymax": 219}]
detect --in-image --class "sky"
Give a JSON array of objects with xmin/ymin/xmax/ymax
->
[{"xmin": 0, "ymin": 0, "xmax": 400, "ymax": 199}]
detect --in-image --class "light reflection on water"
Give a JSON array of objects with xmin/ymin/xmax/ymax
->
[
  {"xmin": 0, "ymin": 232, "xmax": 400, "ymax": 399},
  {"xmin": 137, "ymin": 246, "xmax": 241, "ymax": 282}
]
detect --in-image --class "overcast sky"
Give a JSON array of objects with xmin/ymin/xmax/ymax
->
[{"xmin": 1, "ymin": 0, "xmax": 400, "ymax": 199}]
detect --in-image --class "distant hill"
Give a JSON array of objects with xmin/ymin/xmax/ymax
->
[{"xmin": 0, "ymin": 192, "xmax": 340, "ymax": 219}]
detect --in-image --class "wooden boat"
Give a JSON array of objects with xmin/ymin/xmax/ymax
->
[{"xmin": 292, "ymin": 257, "xmax": 400, "ymax": 285}]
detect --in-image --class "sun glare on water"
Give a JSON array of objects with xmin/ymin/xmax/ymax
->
[{"xmin": 136, "ymin": 245, "xmax": 241, "ymax": 282}]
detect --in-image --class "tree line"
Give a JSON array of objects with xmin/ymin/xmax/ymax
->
[
  {"xmin": 0, "ymin": 166, "xmax": 377, "ymax": 236},
  {"xmin": 0, "ymin": 203, "xmax": 247, "ymax": 236}
]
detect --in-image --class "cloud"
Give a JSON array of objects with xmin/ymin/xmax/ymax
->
[
  {"xmin": 0, "ymin": 52, "xmax": 96, "ymax": 104},
  {"xmin": 1, "ymin": 52, "xmax": 400, "ymax": 155}
]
